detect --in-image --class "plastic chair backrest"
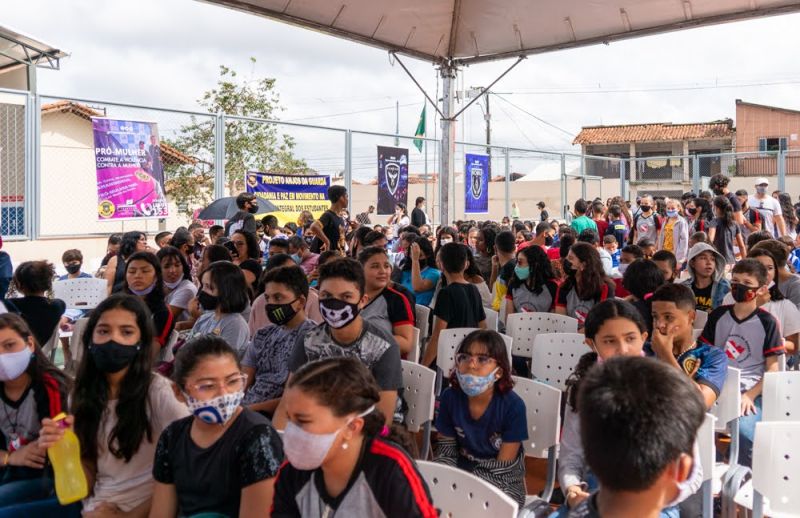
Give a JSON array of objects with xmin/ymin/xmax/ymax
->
[
  {"xmin": 692, "ymin": 328, "xmax": 702, "ymax": 342},
  {"xmin": 512, "ymin": 376, "xmax": 561, "ymax": 458},
  {"xmin": 52, "ymin": 278, "xmax": 108, "ymax": 310},
  {"xmin": 711, "ymin": 366, "xmax": 741, "ymax": 430},
  {"xmin": 506, "ymin": 313, "xmax": 579, "ymax": 358},
  {"xmin": 400, "ymin": 360, "xmax": 435, "ymax": 433},
  {"xmin": 415, "ymin": 304, "xmax": 430, "ymax": 338},
  {"xmin": 752, "ymin": 421, "xmax": 800, "ymax": 516},
  {"xmin": 436, "ymin": 328, "xmax": 513, "ymax": 377},
  {"xmin": 407, "ymin": 327, "xmax": 421, "ymax": 364},
  {"xmin": 416, "ymin": 460, "xmax": 519, "ymax": 518},
  {"xmin": 694, "ymin": 309, "xmax": 708, "ymax": 330},
  {"xmin": 485, "ymin": 308, "xmax": 499, "ymax": 331},
  {"xmin": 762, "ymin": 371, "xmax": 800, "ymax": 422},
  {"xmin": 41, "ymin": 323, "xmax": 61, "ymax": 363},
  {"xmin": 530, "ymin": 333, "xmax": 590, "ymax": 391}
]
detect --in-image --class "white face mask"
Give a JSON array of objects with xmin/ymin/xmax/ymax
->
[
  {"xmin": 184, "ymin": 390, "xmax": 244, "ymax": 425},
  {"xmin": 0, "ymin": 348, "xmax": 32, "ymax": 381},
  {"xmin": 665, "ymin": 442, "xmax": 701, "ymax": 508},
  {"xmin": 164, "ymin": 278, "xmax": 183, "ymax": 290},
  {"xmin": 283, "ymin": 405, "xmax": 375, "ymax": 470},
  {"xmin": 440, "ymin": 238, "xmax": 453, "ymax": 245}
]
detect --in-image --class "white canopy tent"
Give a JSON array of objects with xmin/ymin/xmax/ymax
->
[{"xmin": 201, "ymin": 0, "xmax": 800, "ymax": 222}]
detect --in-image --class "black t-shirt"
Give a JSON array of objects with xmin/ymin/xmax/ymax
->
[
  {"xmin": 691, "ymin": 282, "xmax": 713, "ymax": 312},
  {"xmin": 411, "ymin": 207, "xmax": 427, "ymax": 228},
  {"xmin": 725, "ymin": 191, "xmax": 742, "ymax": 213},
  {"xmin": 12, "ymin": 296, "xmax": 66, "ymax": 346},
  {"xmin": 225, "ymin": 210, "xmax": 256, "ymax": 236},
  {"xmin": 311, "ymin": 209, "xmax": 345, "ymax": 254},
  {"xmin": 153, "ymin": 408, "xmax": 283, "ymax": 517},
  {"xmin": 433, "ymin": 282, "xmax": 486, "ymax": 328}
]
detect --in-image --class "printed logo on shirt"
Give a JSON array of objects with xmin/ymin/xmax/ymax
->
[
  {"xmin": 695, "ymin": 295, "xmax": 712, "ymax": 312},
  {"xmin": 575, "ymin": 308, "xmax": 588, "ymax": 325},
  {"xmin": 681, "ymin": 355, "xmax": 701, "ymax": 377},
  {"xmin": 489, "ymin": 432, "xmax": 503, "ymax": 451},
  {"xmin": 725, "ymin": 333, "xmax": 750, "ymax": 362}
]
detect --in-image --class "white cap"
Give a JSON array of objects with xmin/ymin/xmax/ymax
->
[{"xmin": 755, "ymin": 177, "xmax": 769, "ymax": 186}]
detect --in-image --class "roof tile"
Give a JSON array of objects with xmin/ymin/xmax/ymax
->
[{"xmin": 573, "ymin": 119, "xmax": 733, "ymax": 145}]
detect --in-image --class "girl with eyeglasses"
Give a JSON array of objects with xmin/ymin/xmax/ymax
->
[
  {"xmin": 149, "ymin": 335, "xmax": 283, "ymax": 517},
  {"xmin": 38, "ymin": 294, "xmax": 189, "ymax": 516},
  {"xmin": 433, "ymin": 329, "xmax": 528, "ymax": 507}
]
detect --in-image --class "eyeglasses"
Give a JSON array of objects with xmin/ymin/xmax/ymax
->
[
  {"xmin": 455, "ymin": 353, "xmax": 496, "ymax": 367},
  {"xmin": 189, "ymin": 373, "xmax": 247, "ymax": 398}
]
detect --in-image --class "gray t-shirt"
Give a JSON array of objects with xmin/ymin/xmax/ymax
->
[
  {"xmin": 634, "ymin": 212, "xmax": 659, "ymax": 242},
  {"xmin": 288, "ymin": 321, "xmax": 402, "ymax": 391},
  {"xmin": 242, "ymin": 319, "xmax": 316, "ymax": 405},
  {"xmin": 190, "ymin": 312, "xmax": 250, "ymax": 356},
  {"xmin": 165, "ymin": 280, "xmax": 197, "ymax": 321},
  {"xmin": 778, "ymin": 273, "xmax": 800, "ymax": 309},
  {"xmin": 0, "ymin": 387, "xmax": 39, "ymax": 449},
  {"xmin": 709, "ymin": 218, "xmax": 741, "ymax": 265},
  {"xmin": 509, "ymin": 282, "xmax": 556, "ymax": 313}
]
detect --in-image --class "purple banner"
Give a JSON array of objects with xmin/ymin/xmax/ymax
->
[
  {"xmin": 92, "ymin": 118, "xmax": 168, "ymax": 220},
  {"xmin": 377, "ymin": 146, "xmax": 409, "ymax": 215}
]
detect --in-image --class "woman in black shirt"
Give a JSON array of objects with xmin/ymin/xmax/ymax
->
[{"xmin": 151, "ymin": 335, "xmax": 282, "ymax": 518}]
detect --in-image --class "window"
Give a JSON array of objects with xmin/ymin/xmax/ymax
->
[{"xmin": 759, "ymin": 137, "xmax": 788, "ymax": 154}]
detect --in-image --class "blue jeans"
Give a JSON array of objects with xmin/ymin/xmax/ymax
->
[
  {"xmin": 0, "ymin": 475, "xmax": 53, "ymax": 507},
  {"xmin": 737, "ymin": 395, "xmax": 762, "ymax": 468},
  {"xmin": 0, "ymin": 497, "xmax": 81, "ymax": 518}
]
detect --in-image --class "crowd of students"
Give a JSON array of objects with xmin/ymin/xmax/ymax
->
[{"xmin": 0, "ymin": 173, "xmax": 795, "ymax": 517}]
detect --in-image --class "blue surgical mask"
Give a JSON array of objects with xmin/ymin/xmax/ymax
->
[
  {"xmin": 667, "ymin": 209, "xmax": 679, "ymax": 218},
  {"xmin": 456, "ymin": 368, "xmax": 499, "ymax": 397},
  {"xmin": 514, "ymin": 265, "xmax": 530, "ymax": 280},
  {"xmin": 290, "ymin": 253, "xmax": 302, "ymax": 264}
]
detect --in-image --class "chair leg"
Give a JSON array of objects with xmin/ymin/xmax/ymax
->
[
  {"xmin": 701, "ymin": 480, "xmax": 712, "ymax": 518},
  {"xmin": 728, "ymin": 420, "xmax": 740, "ymax": 467},
  {"xmin": 540, "ymin": 446, "xmax": 557, "ymax": 503},
  {"xmin": 752, "ymin": 492, "xmax": 763, "ymax": 518}
]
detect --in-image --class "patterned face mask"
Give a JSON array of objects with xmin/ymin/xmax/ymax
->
[
  {"xmin": 184, "ymin": 390, "xmax": 244, "ymax": 425},
  {"xmin": 456, "ymin": 368, "xmax": 499, "ymax": 397}
]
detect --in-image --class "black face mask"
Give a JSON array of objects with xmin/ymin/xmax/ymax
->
[
  {"xmin": 198, "ymin": 290, "xmax": 219, "ymax": 311},
  {"xmin": 712, "ymin": 187, "xmax": 725, "ymax": 196},
  {"xmin": 247, "ymin": 204, "xmax": 259, "ymax": 214},
  {"xmin": 266, "ymin": 300, "xmax": 298, "ymax": 326},
  {"xmin": 65, "ymin": 263, "xmax": 82, "ymax": 275},
  {"xmin": 686, "ymin": 207, "xmax": 698, "ymax": 216},
  {"xmin": 544, "ymin": 235, "xmax": 554, "ymax": 247},
  {"xmin": 640, "ymin": 205, "xmax": 652, "ymax": 213},
  {"xmin": 90, "ymin": 340, "xmax": 140, "ymax": 373},
  {"xmin": 562, "ymin": 258, "xmax": 576, "ymax": 277}
]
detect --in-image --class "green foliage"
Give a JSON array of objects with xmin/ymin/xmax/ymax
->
[{"xmin": 165, "ymin": 59, "xmax": 310, "ymax": 216}]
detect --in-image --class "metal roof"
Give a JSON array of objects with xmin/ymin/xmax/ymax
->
[
  {"xmin": 0, "ymin": 24, "xmax": 67, "ymax": 72},
  {"xmin": 200, "ymin": 0, "xmax": 800, "ymax": 64}
]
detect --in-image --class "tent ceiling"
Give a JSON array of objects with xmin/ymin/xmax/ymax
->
[{"xmin": 202, "ymin": 0, "xmax": 800, "ymax": 64}]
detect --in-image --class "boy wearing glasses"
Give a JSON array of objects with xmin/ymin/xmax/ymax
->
[{"xmin": 698, "ymin": 258, "xmax": 784, "ymax": 467}]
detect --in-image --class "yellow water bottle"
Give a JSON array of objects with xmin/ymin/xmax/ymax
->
[{"xmin": 46, "ymin": 412, "xmax": 88, "ymax": 504}]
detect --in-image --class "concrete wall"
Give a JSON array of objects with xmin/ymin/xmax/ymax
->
[{"xmin": 736, "ymin": 101, "xmax": 800, "ymax": 152}]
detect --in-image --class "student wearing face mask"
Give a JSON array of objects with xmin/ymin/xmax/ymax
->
[
  {"xmin": 123, "ymin": 252, "xmax": 175, "ymax": 353},
  {"xmin": 243, "ymin": 266, "xmax": 316, "ymax": 415},
  {"xmin": 709, "ymin": 173, "xmax": 744, "ymax": 225},
  {"xmin": 38, "ymin": 294, "xmax": 189, "ymax": 516},
  {"xmin": 748, "ymin": 178, "xmax": 786, "ymax": 237},
  {"xmin": 225, "ymin": 192, "xmax": 259, "ymax": 237},
  {"xmin": 434, "ymin": 331, "xmax": 528, "ymax": 507},
  {"xmin": 0, "ymin": 315, "xmax": 69, "ymax": 512},
  {"xmin": 59, "ymin": 250, "xmax": 92, "ymax": 281},
  {"xmin": 149, "ymin": 335, "xmax": 283, "ymax": 518},
  {"xmin": 272, "ymin": 357, "xmax": 435, "ymax": 517},
  {"xmin": 552, "ymin": 300, "xmax": 701, "ymax": 518},
  {"xmin": 157, "ymin": 247, "xmax": 197, "ymax": 322},
  {"xmin": 189, "ymin": 262, "xmax": 250, "ymax": 357},
  {"xmin": 656, "ymin": 199, "xmax": 689, "ymax": 265},
  {"xmin": 273, "ymin": 258, "xmax": 402, "ymax": 430},
  {"xmin": 629, "ymin": 195, "xmax": 661, "ymax": 246},
  {"xmin": 505, "ymin": 245, "xmax": 558, "ymax": 324}
]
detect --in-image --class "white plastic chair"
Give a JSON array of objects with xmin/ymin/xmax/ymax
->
[
  {"xmin": 52, "ymin": 277, "xmax": 107, "ymax": 310},
  {"xmin": 484, "ymin": 308, "xmax": 499, "ymax": 332},
  {"xmin": 711, "ymin": 367, "xmax": 742, "ymax": 517},
  {"xmin": 530, "ymin": 333, "xmax": 589, "ymax": 391},
  {"xmin": 512, "ymin": 376, "xmax": 562, "ymax": 503},
  {"xmin": 417, "ymin": 460, "xmax": 519, "ymax": 518},
  {"xmin": 692, "ymin": 328, "xmax": 702, "ymax": 342},
  {"xmin": 697, "ymin": 413, "xmax": 718, "ymax": 518},
  {"xmin": 407, "ymin": 327, "xmax": 421, "ymax": 364},
  {"xmin": 732, "ymin": 422, "xmax": 800, "ymax": 518},
  {"xmin": 415, "ymin": 304, "xmax": 431, "ymax": 338},
  {"xmin": 506, "ymin": 313, "xmax": 579, "ymax": 360},
  {"xmin": 40, "ymin": 323, "xmax": 61, "ymax": 364},
  {"xmin": 694, "ymin": 309, "xmax": 708, "ymax": 330},
  {"xmin": 68, "ymin": 317, "xmax": 90, "ymax": 375},
  {"xmin": 401, "ymin": 360, "xmax": 435, "ymax": 459},
  {"xmin": 761, "ymin": 370, "xmax": 800, "ymax": 423}
]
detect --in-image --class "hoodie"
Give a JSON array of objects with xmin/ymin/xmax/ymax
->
[
  {"xmin": 656, "ymin": 215, "xmax": 690, "ymax": 264},
  {"xmin": 681, "ymin": 242, "xmax": 730, "ymax": 310}
]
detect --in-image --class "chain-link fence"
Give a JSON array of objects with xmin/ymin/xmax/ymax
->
[
  {"xmin": 0, "ymin": 90, "xmax": 28, "ymax": 239},
  {"xmin": 7, "ymin": 87, "xmax": 800, "ymax": 241}
]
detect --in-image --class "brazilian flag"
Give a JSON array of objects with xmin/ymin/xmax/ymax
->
[{"xmin": 413, "ymin": 104, "xmax": 426, "ymax": 152}]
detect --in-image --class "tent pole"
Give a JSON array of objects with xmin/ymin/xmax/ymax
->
[{"xmin": 439, "ymin": 63, "xmax": 456, "ymax": 228}]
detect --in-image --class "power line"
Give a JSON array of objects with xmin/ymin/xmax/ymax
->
[
  {"xmin": 491, "ymin": 94, "xmax": 575, "ymax": 138},
  {"xmin": 507, "ymin": 78, "xmax": 800, "ymax": 95},
  {"xmin": 285, "ymin": 102, "xmax": 419, "ymax": 122}
]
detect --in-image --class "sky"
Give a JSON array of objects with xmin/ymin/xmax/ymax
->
[{"xmin": 6, "ymin": 0, "xmax": 800, "ymax": 178}]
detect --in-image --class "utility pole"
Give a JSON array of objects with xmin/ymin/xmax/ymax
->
[
  {"xmin": 394, "ymin": 100, "xmax": 399, "ymax": 146},
  {"xmin": 484, "ymin": 92, "xmax": 491, "ymax": 155}
]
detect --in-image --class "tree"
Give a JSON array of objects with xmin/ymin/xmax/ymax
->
[{"xmin": 165, "ymin": 58, "xmax": 310, "ymax": 216}]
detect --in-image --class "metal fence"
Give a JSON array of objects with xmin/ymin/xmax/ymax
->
[{"xmin": 2, "ymin": 87, "xmax": 797, "ymax": 240}]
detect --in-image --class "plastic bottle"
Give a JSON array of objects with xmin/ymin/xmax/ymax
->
[{"xmin": 46, "ymin": 412, "xmax": 88, "ymax": 504}]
